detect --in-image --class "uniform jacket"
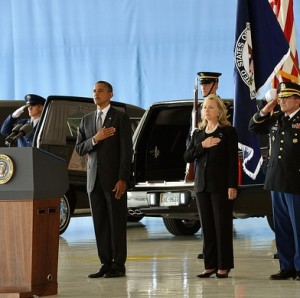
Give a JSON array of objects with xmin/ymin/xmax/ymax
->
[
  {"xmin": 75, "ymin": 106, "xmax": 133, "ymax": 193},
  {"xmin": 249, "ymin": 110, "xmax": 300, "ymax": 194},
  {"xmin": 0, "ymin": 115, "xmax": 36, "ymax": 147},
  {"xmin": 184, "ymin": 125, "xmax": 238, "ymax": 193}
]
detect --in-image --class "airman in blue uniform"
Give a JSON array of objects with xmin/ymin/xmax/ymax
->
[{"xmin": 1, "ymin": 94, "xmax": 46, "ymax": 147}]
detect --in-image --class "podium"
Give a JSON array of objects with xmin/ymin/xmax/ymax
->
[{"xmin": 0, "ymin": 148, "xmax": 69, "ymax": 298}]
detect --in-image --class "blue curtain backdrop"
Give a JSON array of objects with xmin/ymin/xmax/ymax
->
[{"xmin": 0, "ymin": 0, "xmax": 299, "ymax": 108}]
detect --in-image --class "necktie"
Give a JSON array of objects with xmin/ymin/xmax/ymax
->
[
  {"xmin": 282, "ymin": 115, "xmax": 290, "ymax": 129},
  {"xmin": 96, "ymin": 111, "xmax": 103, "ymax": 131}
]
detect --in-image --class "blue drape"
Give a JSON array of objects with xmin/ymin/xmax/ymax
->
[{"xmin": 0, "ymin": 0, "xmax": 299, "ymax": 108}]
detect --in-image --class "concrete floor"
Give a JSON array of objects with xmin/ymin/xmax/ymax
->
[{"xmin": 45, "ymin": 216, "xmax": 299, "ymax": 298}]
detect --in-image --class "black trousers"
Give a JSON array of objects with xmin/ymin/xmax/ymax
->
[
  {"xmin": 196, "ymin": 191, "xmax": 234, "ymax": 270},
  {"xmin": 89, "ymin": 178, "xmax": 127, "ymax": 272}
]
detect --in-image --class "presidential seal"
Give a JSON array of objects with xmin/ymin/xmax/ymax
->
[{"xmin": 0, "ymin": 154, "xmax": 14, "ymax": 184}]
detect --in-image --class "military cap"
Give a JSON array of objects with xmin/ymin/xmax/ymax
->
[
  {"xmin": 24, "ymin": 94, "xmax": 46, "ymax": 106},
  {"xmin": 277, "ymin": 82, "xmax": 300, "ymax": 98},
  {"xmin": 197, "ymin": 72, "xmax": 222, "ymax": 84}
]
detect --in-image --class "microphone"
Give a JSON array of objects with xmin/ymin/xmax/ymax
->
[
  {"xmin": 5, "ymin": 124, "xmax": 33, "ymax": 146},
  {"xmin": 11, "ymin": 124, "xmax": 33, "ymax": 142},
  {"xmin": 4, "ymin": 124, "xmax": 23, "ymax": 143}
]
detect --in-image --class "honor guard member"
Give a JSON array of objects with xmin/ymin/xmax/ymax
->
[
  {"xmin": 0, "ymin": 94, "xmax": 46, "ymax": 147},
  {"xmin": 198, "ymin": 71, "xmax": 222, "ymax": 98},
  {"xmin": 249, "ymin": 82, "xmax": 300, "ymax": 280},
  {"xmin": 187, "ymin": 72, "xmax": 222, "ymax": 145}
]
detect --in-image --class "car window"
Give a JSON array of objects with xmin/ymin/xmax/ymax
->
[{"xmin": 38, "ymin": 100, "xmax": 94, "ymax": 146}]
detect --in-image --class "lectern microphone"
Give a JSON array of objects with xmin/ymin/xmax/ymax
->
[
  {"xmin": 5, "ymin": 124, "xmax": 23, "ymax": 140},
  {"xmin": 5, "ymin": 124, "xmax": 33, "ymax": 146},
  {"xmin": 4, "ymin": 124, "xmax": 23, "ymax": 145}
]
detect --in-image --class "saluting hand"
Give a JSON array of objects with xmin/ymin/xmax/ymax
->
[{"xmin": 260, "ymin": 98, "xmax": 278, "ymax": 116}]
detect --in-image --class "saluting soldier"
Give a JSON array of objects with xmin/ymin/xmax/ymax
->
[
  {"xmin": 0, "ymin": 94, "xmax": 45, "ymax": 147},
  {"xmin": 249, "ymin": 82, "xmax": 300, "ymax": 280}
]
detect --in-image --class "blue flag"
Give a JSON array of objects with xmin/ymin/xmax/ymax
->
[{"xmin": 233, "ymin": 0, "xmax": 289, "ymax": 179}]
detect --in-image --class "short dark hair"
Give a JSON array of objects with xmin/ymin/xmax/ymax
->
[{"xmin": 96, "ymin": 81, "xmax": 113, "ymax": 92}]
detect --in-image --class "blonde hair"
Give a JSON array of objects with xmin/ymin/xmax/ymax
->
[{"xmin": 198, "ymin": 94, "xmax": 231, "ymax": 129}]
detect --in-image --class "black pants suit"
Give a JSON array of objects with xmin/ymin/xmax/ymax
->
[{"xmin": 184, "ymin": 125, "xmax": 238, "ymax": 270}]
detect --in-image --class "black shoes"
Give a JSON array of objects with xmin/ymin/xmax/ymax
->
[
  {"xmin": 88, "ymin": 265, "xmax": 111, "ymax": 278},
  {"xmin": 88, "ymin": 266, "xmax": 126, "ymax": 278},
  {"xmin": 216, "ymin": 270, "xmax": 230, "ymax": 279},
  {"xmin": 103, "ymin": 270, "xmax": 126, "ymax": 278},
  {"xmin": 270, "ymin": 270, "xmax": 297, "ymax": 280},
  {"xmin": 197, "ymin": 269, "xmax": 217, "ymax": 278}
]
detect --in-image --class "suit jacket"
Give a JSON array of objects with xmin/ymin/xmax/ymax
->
[
  {"xmin": 0, "ymin": 115, "xmax": 36, "ymax": 147},
  {"xmin": 249, "ymin": 109, "xmax": 300, "ymax": 194},
  {"xmin": 75, "ymin": 106, "xmax": 133, "ymax": 193},
  {"xmin": 184, "ymin": 125, "xmax": 238, "ymax": 193}
]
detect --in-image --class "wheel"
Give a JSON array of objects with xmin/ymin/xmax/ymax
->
[
  {"xmin": 127, "ymin": 214, "xmax": 144, "ymax": 222},
  {"xmin": 266, "ymin": 214, "xmax": 275, "ymax": 232},
  {"xmin": 59, "ymin": 195, "xmax": 71, "ymax": 235},
  {"xmin": 162, "ymin": 218, "xmax": 201, "ymax": 236}
]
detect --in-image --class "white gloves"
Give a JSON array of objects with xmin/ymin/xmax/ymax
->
[
  {"xmin": 264, "ymin": 88, "xmax": 277, "ymax": 102},
  {"xmin": 12, "ymin": 105, "xmax": 27, "ymax": 118}
]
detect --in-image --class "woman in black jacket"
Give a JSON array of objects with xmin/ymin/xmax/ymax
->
[{"xmin": 184, "ymin": 94, "xmax": 238, "ymax": 278}]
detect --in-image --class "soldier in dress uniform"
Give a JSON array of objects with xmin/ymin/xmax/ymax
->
[
  {"xmin": 198, "ymin": 71, "xmax": 222, "ymax": 98},
  {"xmin": 249, "ymin": 82, "xmax": 300, "ymax": 280},
  {"xmin": 0, "ymin": 94, "xmax": 46, "ymax": 147},
  {"xmin": 187, "ymin": 72, "xmax": 223, "ymax": 147}
]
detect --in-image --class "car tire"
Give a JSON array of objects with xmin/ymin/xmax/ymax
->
[
  {"xmin": 266, "ymin": 214, "xmax": 275, "ymax": 232},
  {"xmin": 162, "ymin": 218, "xmax": 201, "ymax": 236},
  {"xmin": 59, "ymin": 195, "xmax": 71, "ymax": 235}
]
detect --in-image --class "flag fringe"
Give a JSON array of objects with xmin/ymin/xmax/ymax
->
[{"xmin": 238, "ymin": 142, "xmax": 264, "ymax": 180}]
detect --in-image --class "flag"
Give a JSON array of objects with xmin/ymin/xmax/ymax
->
[
  {"xmin": 233, "ymin": 0, "xmax": 290, "ymax": 179},
  {"xmin": 269, "ymin": 0, "xmax": 300, "ymax": 84}
]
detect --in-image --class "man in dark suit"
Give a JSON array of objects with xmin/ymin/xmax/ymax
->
[
  {"xmin": 0, "ymin": 94, "xmax": 45, "ymax": 147},
  {"xmin": 249, "ymin": 82, "xmax": 300, "ymax": 280},
  {"xmin": 75, "ymin": 81, "xmax": 132, "ymax": 278}
]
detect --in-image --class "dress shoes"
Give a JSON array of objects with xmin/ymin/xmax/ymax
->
[
  {"xmin": 270, "ymin": 270, "xmax": 297, "ymax": 280},
  {"xmin": 296, "ymin": 272, "xmax": 300, "ymax": 281},
  {"xmin": 88, "ymin": 266, "xmax": 110, "ymax": 278},
  {"xmin": 197, "ymin": 269, "xmax": 217, "ymax": 278},
  {"xmin": 216, "ymin": 270, "xmax": 230, "ymax": 279},
  {"xmin": 103, "ymin": 270, "xmax": 126, "ymax": 278}
]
